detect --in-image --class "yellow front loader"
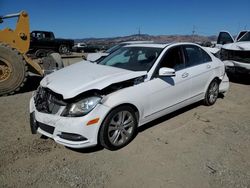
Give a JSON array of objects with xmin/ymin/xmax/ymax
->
[{"xmin": 0, "ymin": 11, "xmax": 62, "ymax": 96}]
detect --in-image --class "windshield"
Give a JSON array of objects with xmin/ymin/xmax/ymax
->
[
  {"xmin": 238, "ymin": 32, "xmax": 250, "ymax": 42},
  {"xmin": 99, "ymin": 47, "xmax": 162, "ymax": 71},
  {"xmin": 105, "ymin": 44, "xmax": 124, "ymax": 53}
]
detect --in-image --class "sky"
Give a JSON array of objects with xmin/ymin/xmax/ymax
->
[{"xmin": 0, "ymin": 0, "xmax": 250, "ymax": 39}]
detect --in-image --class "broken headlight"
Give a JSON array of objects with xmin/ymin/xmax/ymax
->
[{"xmin": 62, "ymin": 96, "xmax": 102, "ymax": 117}]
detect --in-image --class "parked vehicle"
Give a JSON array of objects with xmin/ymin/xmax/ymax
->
[
  {"xmin": 72, "ymin": 42, "xmax": 104, "ymax": 53},
  {"xmin": 72, "ymin": 42, "xmax": 87, "ymax": 53},
  {"xmin": 217, "ymin": 31, "xmax": 250, "ymax": 74},
  {"xmin": 87, "ymin": 41, "xmax": 153, "ymax": 62},
  {"xmin": 29, "ymin": 30, "xmax": 74, "ymax": 57},
  {"xmin": 206, "ymin": 31, "xmax": 250, "ymax": 74},
  {"xmin": 30, "ymin": 43, "xmax": 229, "ymax": 150}
]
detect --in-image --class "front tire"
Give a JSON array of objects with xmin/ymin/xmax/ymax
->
[
  {"xmin": 204, "ymin": 79, "xmax": 219, "ymax": 106},
  {"xmin": 99, "ymin": 106, "xmax": 138, "ymax": 150}
]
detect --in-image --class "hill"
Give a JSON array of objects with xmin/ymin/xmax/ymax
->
[{"xmin": 74, "ymin": 34, "xmax": 217, "ymax": 48}]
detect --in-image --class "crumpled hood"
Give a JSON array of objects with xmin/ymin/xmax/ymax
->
[
  {"xmin": 40, "ymin": 61, "xmax": 146, "ymax": 99},
  {"xmin": 222, "ymin": 42, "xmax": 250, "ymax": 51}
]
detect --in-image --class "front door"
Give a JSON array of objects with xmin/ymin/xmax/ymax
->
[{"xmin": 143, "ymin": 46, "xmax": 192, "ymax": 121}]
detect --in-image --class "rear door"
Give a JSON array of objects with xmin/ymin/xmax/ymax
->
[{"xmin": 183, "ymin": 45, "xmax": 214, "ymax": 99}]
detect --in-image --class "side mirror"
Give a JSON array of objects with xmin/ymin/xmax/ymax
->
[{"xmin": 159, "ymin": 67, "xmax": 175, "ymax": 77}]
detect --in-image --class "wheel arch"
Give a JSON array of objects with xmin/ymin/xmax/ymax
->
[
  {"xmin": 101, "ymin": 103, "xmax": 140, "ymax": 125},
  {"xmin": 214, "ymin": 76, "xmax": 222, "ymax": 83},
  {"xmin": 204, "ymin": 76, "xmax": 221, "ymax": 95},
  {"xmin": 97, "ymin": 102, "xmax": 140, "ymax": 145}
]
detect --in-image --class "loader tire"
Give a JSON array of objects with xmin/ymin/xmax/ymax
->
[{"xmin": 0, "ymin": 44, "xmax": 28, "ymax": 96}]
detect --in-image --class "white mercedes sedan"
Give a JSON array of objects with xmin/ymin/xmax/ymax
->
[{"xmin": 30, "ymin": 43, "xmax": 229, "ymax": 150}]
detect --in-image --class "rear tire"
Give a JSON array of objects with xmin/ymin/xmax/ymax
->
[
  {"xmin": 204, "ymin": 79, "xmax": 219, "ymax": 106},
  {"xmin": 35, "ymin": 49, "xmax": 48, "ymax": 58},
  {"xmin": 0, "ymin": 44, "xmax": 28, "ymax": 96},
  {"xmin": 99, "ymin": 106, "xmax": 138, "ymax": 150}
]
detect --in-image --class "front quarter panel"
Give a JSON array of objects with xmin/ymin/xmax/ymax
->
[{"xmin": 101, "ymin": 82, "xmax": 150, "ymax": 125}]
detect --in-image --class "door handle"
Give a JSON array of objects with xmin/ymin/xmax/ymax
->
[
  {"xmin": 182, "ymin": 72, "xmax": 189, "ymax": 78},
  {"xmin": 207, "ymin": 64, "xmax": 211, "ymax": 69}
]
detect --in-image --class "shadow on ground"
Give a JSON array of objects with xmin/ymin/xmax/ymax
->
[
  {"xmin": 227, "ymin": 73, "xmax": 250, "ymax": 85},
  {"xmin": 17, "ymin": 76, "xmax": 42, "ymax": 94},
  {"xmin": 67, "ymin": 145, "xmax": 104, "ymax": 154},
  {"xmin": 66, "ymin": 93, "xmax": 230, "ymax": 153},
  {"xmin": 69, "ymin": 101, "xmax": 207, "ymax": 153}
]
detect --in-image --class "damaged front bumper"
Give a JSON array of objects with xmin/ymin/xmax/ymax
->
[
  {"xmin": 224, "ymin": 60, "xmax": 250, "ymax": 74},
  {"xmin": 29, "ymin": 97, "xmax": 110, "ymax": 148}
]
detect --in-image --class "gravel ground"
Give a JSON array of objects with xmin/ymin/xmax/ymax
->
[{"xmin": 0, "ymin": 68, "xmax": 250, "ymax": 188}]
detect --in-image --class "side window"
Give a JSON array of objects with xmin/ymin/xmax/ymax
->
[
  {"xmin": 31, "ymin": 32, "xmax": 36, "ymax": 38},
  {"xmin": 159, "ymin": 46, "xmax": 185, "ymax": 71},
  {"xmin": 184, "ymin": 45, "xmax": 211, "ymax": 67},
  {"xmin": 201, "ymin": 48, "xmax": 212, "ymax": 63},
  {"xmin": 44, "ymin": 32, "xmax": 51, "ymax": 40},
  {"xmin": 37, "ymin": 33, "xmax": 42, "ymax": 39}
]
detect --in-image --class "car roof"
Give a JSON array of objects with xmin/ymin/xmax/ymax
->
[
  {"xmin": 121, "ymin": 41, "xmax": 154, "ymax": 44},
  {"xmin": 125, "ymin": 43, "xmax": 169, "ymax": 48},
  {"xmin": 124, "ymin": 42, "xmax": 200, "ymax": 49}
]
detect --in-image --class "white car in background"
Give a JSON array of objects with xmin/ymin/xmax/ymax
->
[
  {"xmin": 87, "ymin": 41, "xmax": 153, "ymax": 62},
  {"xmin": 206, "ymin": 31, "xmax": 250, "ymax": 74},
  {"xmin": 30, "ymin": 43, "xmax": 229, "ymax": 150},
  {"xmin": 217, "ymin": 31, "xmax": 250, "ymax": 74}
]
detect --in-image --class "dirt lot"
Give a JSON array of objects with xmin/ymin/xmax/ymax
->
[{"xmin": 0, "ymin": 60, "xmax": 250, "ymax": 188}]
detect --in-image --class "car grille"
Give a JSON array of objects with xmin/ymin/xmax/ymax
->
[
  {"xmin": 221, "ymin": 49, "xmax": 250, "ymax": 64},
  {"xmin": 34, "ymin": 87, "xmax": 66, "ymax": 114}
]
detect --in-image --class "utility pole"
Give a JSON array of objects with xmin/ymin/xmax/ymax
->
[
  {"xmin": 192, "ymin": 25, "xmax": 196, "ymax": 42},
  {"xmin": 138, "ymin": 27, "xmax": 141, "ymax": 40}
]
